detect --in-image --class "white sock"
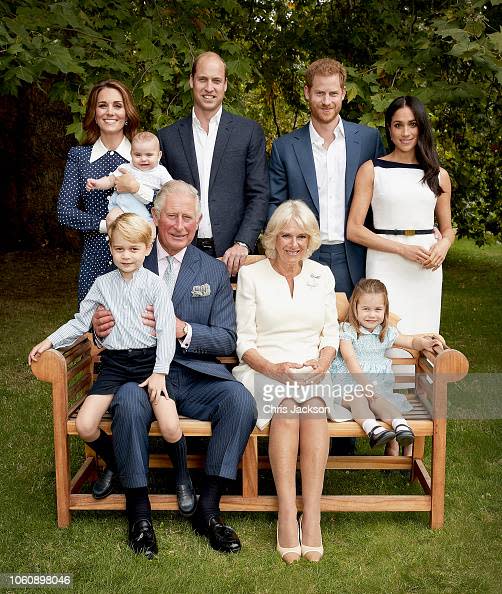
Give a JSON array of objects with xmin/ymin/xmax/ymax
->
[
  {"xmin": 392, "ymin": 418, "xmax": 408, "ymax": 430},
  {"xmin": 362, "ymin": 419, "xmax": 382, "ymax": 435}
]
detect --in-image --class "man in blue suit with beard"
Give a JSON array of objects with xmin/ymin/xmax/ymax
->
[
  {"xmin": 269, "ymin": 58, "xmax": 385, "ymax": 456},
  {"xmin": 93, "ymin": 180, "xmax": 257, "ymax": 558},
  {"xmin": 269, "ymin": 57, "xmax": 385, "ymax": 297}
]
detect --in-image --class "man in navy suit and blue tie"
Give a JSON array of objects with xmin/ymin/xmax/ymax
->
[
  {"xmin": 157, "ymin": 52, "xmax": 269, "ymax": 276},
  {"xmin": 94, "ymin": 180, "xmax": 257, "ymax": 558},
  {"xmin": 268, "ymin": 57, "xmax": 385, "ymax": 296}
]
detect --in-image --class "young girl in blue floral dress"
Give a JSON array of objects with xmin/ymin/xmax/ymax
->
[{"xmin": 330, "ymin": 278, "xmax": 443, "ymax": 448}]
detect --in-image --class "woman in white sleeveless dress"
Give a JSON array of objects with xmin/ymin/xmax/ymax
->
[{"xmin": 346, "ymin": 96, "xmax": 454, "ymax": 454}]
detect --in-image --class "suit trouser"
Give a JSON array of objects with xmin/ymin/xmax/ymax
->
[
  {"xmin": 110, "ymin": 364, "xmax": 257, "ymax": 488},
  {"xmin": 311, "ymin": 243, "xmax": 354, "ymax": 298}
]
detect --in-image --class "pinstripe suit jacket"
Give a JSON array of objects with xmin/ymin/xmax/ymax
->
[{"xmin": 144, "ymin": 243, "xmax": 236, "ymax": 380}]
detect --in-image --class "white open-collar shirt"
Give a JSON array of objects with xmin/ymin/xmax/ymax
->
[
  {"xmin": 192, "ymin": 106, "xmax": 223, "ymax": 239},
  {"xmin": 309, "ymin": 118, "xmax": 346, "ymax": 243}
]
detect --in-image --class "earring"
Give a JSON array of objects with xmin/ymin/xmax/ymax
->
[{"xmin": 125, "ymin": 120, "xmax": 129, "ymax": 126}]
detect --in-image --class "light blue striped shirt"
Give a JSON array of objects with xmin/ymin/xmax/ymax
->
[{"xmin": 48, "ymin": 267, "xmax": 176, "ymax": 374}]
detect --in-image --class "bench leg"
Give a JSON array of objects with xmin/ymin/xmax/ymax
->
[
  {"xmin": 54, "ymin": 432, "xmax": 71, "ymax": 528},
  {"xmin": 242, "ymin": 436, "xmax": 258, "ymax": 498},
  {"xmin": 410, "ymin": 436, "xmax": 426, "ymax": 482},
  {"xmin": 430, "ymin": 419, "xmax": 446, "ymax": 529}
]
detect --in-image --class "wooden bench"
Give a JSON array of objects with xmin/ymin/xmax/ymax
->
[{"xmin": 31, "ymin": 257, "xmax": 468, "ymax": 530}]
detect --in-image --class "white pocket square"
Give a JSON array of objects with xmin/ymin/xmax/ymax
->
[{"xmin": 191, "ymin": 283, "xmax": 211, "ymax": 297}]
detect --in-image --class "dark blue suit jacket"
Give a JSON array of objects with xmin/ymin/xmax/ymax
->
[
  {"xmin": 158, "ymin": 110, "xmax": 270, "ymax": 255},
  {"xmin": 144, "ymin": 243, "xmax": 235, "ymax": 381},
  {"xmin": 268, "ymin": 120, "xmax": 385, "ymax": 285}
]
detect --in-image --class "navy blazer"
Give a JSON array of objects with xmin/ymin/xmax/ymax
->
[
  {"xmin": 268, "ymin": 120, "xmax": 385, "ymax": 285},
  {"xmin": 144, "ymin": 243, "xmax": 236, "ymax": 380},
  {"xmin": 158, "ymin": 110, "xmax": 270, "ymax": 255}
]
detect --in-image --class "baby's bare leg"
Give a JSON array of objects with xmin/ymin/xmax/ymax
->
[
  {"xmin": 106, "ymin": 207, "xmax": 124, "ymax": 231},
  {"xmin": 76, "ymin": 394, "xmax": 113, "ymax": 441}
]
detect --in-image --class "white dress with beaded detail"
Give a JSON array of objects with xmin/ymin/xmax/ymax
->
[{"xmin": 365, "ymin": 159, "xmax": 442, "ymax": 334}]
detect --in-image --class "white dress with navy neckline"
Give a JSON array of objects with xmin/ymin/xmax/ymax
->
[{"xmin": 366, "ymin": 159, "xmax": 442, "ymax": 333}]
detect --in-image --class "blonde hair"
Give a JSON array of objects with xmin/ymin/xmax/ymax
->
[
  {"xmin": 305, "ymin": 58, "xmax": 347, "ymax": 89},
  {"xmin": 262, "ymin": 200, "xmax": 321, "ymax": 259},
  {"xmin": 108, "ymin": 213, "xmax": 154, "ymax": 246},
  {"xmin": 153, "ymin": 179, "xmax": 201, "ymax": 216},
  {"xmin": 347, "ymin": 278, "xmax": 389, "ymax": 342},
  {"xmin": 132, "ymin": 131, "xmax": 160, "ymax": 149}
]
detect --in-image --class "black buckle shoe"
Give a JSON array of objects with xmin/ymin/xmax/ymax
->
[
  {"xmin": 193, "ymin": 514, "xmax": 241, "ymax": 553},
  {"xmin": 128, "ymin": 519, "xmax": 158, "ymax": 559},
  {"xmin": 176, "ymin": 480, "xmax": 197, "ymax": 518},
  {"xmin": 92, "ymin": 467, "xmax": 115, "ymax": 499},
  {"xmin": 394, "ymin": 424, "xmax": 415, "ymax": 447},
  {"xmin": 368, "ymin": 427, "xmax": 396, "ymax": 448}
]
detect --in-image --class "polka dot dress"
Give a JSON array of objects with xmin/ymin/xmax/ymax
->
[{"xmin": 57, "ymin": 145, "xmax": 129, "ymax": 302}]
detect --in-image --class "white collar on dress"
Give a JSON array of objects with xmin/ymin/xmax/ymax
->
[
  {"xmin": 359, "ymin": 324, "xmax": 382, "ymax": 336},
  {"xmin": 90, "ymin": 137, "xmax": 131, "ymax": 163}
]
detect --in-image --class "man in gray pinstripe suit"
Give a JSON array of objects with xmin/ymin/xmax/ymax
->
[{"xmin": 94, "ymin": 180, "xmax": 257, "ymax": 558}]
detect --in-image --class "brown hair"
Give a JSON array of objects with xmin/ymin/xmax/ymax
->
[
  {"xmin": 82, "ymin": 80, "xmax": 139, "ymax": 145},
  {"xmin": 305, "ymin": 58, "xmax": 347, "ymax": 89},
  {"xmin": 108, "ymin": 212, "xmax": 154, "ymax": 247},
  {"xmin": 132, "ymin": 131, "xmax": 160, "ymax": 149},
  {"xmin": 347, "ymin": 278, "xmax": 389, "ymax": 342},
  {"xmin": 191, "ymin": 51, "xmax": 227, "ymax": 79}
]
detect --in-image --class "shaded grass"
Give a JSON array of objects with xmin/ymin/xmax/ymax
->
[{"xmin": 0, "ymin": 240, "xmax": 501, "ymax": 594}]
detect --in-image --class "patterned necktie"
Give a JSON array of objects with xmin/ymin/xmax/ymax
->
[{"xmin": 163, "ymin": 255, "xmax": 176, "ymax": 298}]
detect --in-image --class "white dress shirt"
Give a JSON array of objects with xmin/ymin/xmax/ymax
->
[
  {"xmin": 309, "ymin": 119, "xmax": 346, "ymax": 243},
  {"xmin": 156, "ymin": 239, "xmax": 192, "ymax": 348},
  {"xmin": 192, "ymin": 106, "xmax": 222, "ymax": 238}
]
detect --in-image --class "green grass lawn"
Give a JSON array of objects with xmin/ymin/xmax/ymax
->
[{"xmin": 0, "ymin": 240, "xmax": 501, "ymax": 594}]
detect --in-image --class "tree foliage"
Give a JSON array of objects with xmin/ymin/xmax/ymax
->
[{"xmin": 0, "ymin": 0, "xmax": 500, "ymax": 246}]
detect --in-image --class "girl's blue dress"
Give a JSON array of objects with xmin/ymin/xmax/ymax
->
[{"xmin": 330, "ymin": 322, "xmax": 412, "ymax": 413}]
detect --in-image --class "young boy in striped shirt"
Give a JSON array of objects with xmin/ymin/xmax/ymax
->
[{"xmin": 29, "ymin": 213, "xmax": 195, "ymax": 516}]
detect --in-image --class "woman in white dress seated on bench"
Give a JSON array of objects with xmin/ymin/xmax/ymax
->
[{"xmin": 233, "ymin": 200, "xmax": 350, "ymax": 564}]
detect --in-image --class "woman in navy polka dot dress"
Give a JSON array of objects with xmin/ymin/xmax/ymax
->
[{"xmin": 57, "ymin": 80, "xmax": 140, "ymax": 302}]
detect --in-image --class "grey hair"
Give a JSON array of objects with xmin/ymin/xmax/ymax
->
[
  {"xmin": 153, "ymin": 179, "xmax": 201, "ymax": 215},
  {"xmin": 262, "ymin": 200, "xmax": 321, "ymax": 260}
]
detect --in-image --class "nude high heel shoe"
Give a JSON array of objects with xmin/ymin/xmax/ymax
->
[
  {"xmin": 299, "ymin": 515, "xmax": 324, "ymax": 562},
  {"xmin": 276, "ymin": 521, "xmax": 301, "ymax": 564}
]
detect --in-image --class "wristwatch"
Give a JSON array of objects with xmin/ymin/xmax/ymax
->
[
  {"xmin": 234, "ymin": 241, "xmax": 249, "ymax": 251},
  {"xmin": 182, "ymin": 323, "xmax": 190, "ymax": 338}
]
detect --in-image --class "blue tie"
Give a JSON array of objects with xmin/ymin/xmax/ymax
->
[{"xmin": 163, "ymin": 255, "xmax": 176, "ymax": 298}]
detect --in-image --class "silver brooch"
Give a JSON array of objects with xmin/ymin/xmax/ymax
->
[{"xmin": 306, "ymin": 273, "xmax": 321, "ymax": 287}]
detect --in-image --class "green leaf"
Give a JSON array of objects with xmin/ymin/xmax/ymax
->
[
  {"xmin": 142, "ymin": 76, "xmax": 164, "ymax": 101},
  {"xmin": 136, "ymin": 39, "xmax": 162, "ymax": 61},
  {"xmin": 488, "ymin": 30, "xmax": 502, "ymax": 53}
]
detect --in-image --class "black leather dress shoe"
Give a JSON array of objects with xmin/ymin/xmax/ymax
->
[
  {"xmin": 92, "ymin": 467, "xmax": 115, "ymax": 499},
  {"xmin": 193, "ymin": 514, "xmax": 241, "ymax": 553},
  {"xmin": 176, "ymin": 480, "xmax": 197, "ymax": 517},
  {"xmin": 128, "ymin": 519, "xmax": 158, "ymax": 559}
]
